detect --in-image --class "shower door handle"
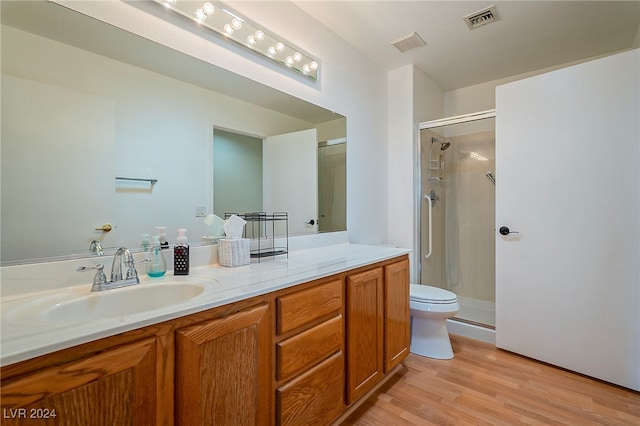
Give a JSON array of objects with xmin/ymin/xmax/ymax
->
[{"xmin": 499, "ymin": 226, "xmax": 519, "ymax": 236}]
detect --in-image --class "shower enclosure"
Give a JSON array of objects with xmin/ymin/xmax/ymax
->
[{"xmin": 419, "ymin": 112, "xmax": 496, "ymax": 328}]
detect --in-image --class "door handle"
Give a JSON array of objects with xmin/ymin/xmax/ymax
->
[{"xmin": 499, "ymin": 226, "xmax": 519, "ymax": 236}]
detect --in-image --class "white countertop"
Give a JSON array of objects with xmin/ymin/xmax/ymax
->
[{"xmin": 0, "ymin": 244, "xmax": 410, "ymax": 366}]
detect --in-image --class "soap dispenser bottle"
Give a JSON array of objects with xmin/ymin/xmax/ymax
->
[
  {"xmin": 148, "ymin": 235, "xmax": 167, "ymax": 278},
  {"xmin": 140, "ymin": 234, "xmax": 150, "ymax": 252},
  {"xmin": 155, "ymin": 226, "xmax": 169, "ymax": 249},
  {"xmin": 174, "ymin": 228, "xmax": 189, "ymax": 275}
]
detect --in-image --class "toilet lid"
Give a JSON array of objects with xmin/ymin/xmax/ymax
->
[{"xmin": 410, "ymin": 284, "xmax": 457, "ymax": 304}]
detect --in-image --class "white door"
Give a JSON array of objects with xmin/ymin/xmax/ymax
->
[
  {"xmin": 264, "ymin": 129, "xmax": 318, "ymax": 235},
  {"xmin": 495, "ymin": 49, "xmax": 639, "ymax": 391}
]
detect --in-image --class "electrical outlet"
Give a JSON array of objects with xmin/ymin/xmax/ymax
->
[{"xmin": 195, "ymin": 205, "xmax": 207, "ymax": 217}]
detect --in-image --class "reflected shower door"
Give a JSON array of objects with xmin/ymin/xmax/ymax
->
[{"xmin": 317, "ymin": 141, "xmax": 346, "ymax": 233}]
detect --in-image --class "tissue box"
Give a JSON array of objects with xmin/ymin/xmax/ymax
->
[{"xmin": 218, "ymin": 238, "xmax": 250, "ymax": 267}]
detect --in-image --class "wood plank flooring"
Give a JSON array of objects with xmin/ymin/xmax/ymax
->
[{"xmin": 341, "ymin": 334, "xmax": 640, "ymax": 425}]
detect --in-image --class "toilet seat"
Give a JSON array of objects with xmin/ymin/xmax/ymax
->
[{"xmin": 410, "ymin": 284, "xmax": 457, "ymax": 304}]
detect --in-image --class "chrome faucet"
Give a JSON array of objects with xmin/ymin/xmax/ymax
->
[
  {"xmin": 110, "ymin": 247, "xmax": 138, "ymax": 283},
  {"xmin": 78, "ymin": 247, "xmax": 141, "ymax": 292}
]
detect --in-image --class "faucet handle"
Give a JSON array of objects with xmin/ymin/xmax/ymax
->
[
  {"xmin": 76, "ymin": 264, "xmax": 107, "ymax": 289},
  {"xmin": 122, "ymin": 248, "xmax": 135, "ymax": 267},
  {"xmin": 93, "ymin": 264, "xmax": 107, "ymax": 286}
]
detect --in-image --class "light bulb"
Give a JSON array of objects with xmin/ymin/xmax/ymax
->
[
  {"xmin": 302, "ymin": 64, "xmax": 310, "ymax": 73},
  {"xmin": 309, "ymin": 61, "xmax": 318, "ymax": 70},
  {"xmin": 268, "ymin": 46, "xmax": 277, "ymax": 55},
  {"xmin": 231, "ymin": 18, "xmax": 242, "ymax": 30},
  {"xmin": 195, "ymin": 8, "xmax": 206, "ymax": 21},
  {"xmin": 224, "ymin": 24, "xmax": 234, "ymax": 35},
  {"xmin": 285, "ymin": 56, "xmax": 294, "ymax": 65},
  {"xmin": 255, "ymin": 30, "xmax": 265, "ymax": 41},
  {"xmin": 275, "ymin": 42, "xmax": 285, "ymax": 52},
  {"xmin": 293, "ymin": 52, "xmax": 302, "ymax": 62},
  {"xmin": 202, "ymin": 2, "xmax": 214, "ymax": 15},
  {"xmin": 247, "ymin": 35, "xmax": 256, "ymax": 45}
]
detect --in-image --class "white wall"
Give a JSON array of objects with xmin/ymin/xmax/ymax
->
[
  {"xmin": 387, "ymin": 65, "xmax": 443, "ymax": 280},
  {"xmin": 387, "ymin": 65, "xmax": 414, "ymax": 253},
  {"xmin": 56, "ymin": 0, "xmax": 389, "ymax": 246}
]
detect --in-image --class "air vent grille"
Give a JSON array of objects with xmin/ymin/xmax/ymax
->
[
  {"xmin": 463, "ymin": 5, "xmax": 500, "ymax": 30},
  {"xmin": 390, "ymin": 32, "xmax": 427, "ymax": 53}
]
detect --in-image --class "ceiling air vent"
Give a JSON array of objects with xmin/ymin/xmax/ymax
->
[
  {"xmin": 390, "ymin": 32, "xmax": 427, "ymax": 53},
  {"xmin": 463, "ymin": 5, "xmax": 500, "ymax": 30}
]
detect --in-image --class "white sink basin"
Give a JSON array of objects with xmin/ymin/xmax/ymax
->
[
  {"xmin": 43, "ymin": 282, "xmax": 206, "ymax": 322},
  {"xmin": 5, "ymin": 278, "xmax": 216, "ymax": 324}
]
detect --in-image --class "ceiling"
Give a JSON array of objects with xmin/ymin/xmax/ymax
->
[{"xmin": 293, "ymin": 1, "xmax": 640, "ymax": 91}]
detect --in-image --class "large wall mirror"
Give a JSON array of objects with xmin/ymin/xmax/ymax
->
[{"xmin": 0, "ymin": 1, "xmax": 346, "ymax": 265}]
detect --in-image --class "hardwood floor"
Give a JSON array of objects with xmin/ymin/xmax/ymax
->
[{"xmin": 341, "ymin": 334, "xmax": 640, "ymax": 425}]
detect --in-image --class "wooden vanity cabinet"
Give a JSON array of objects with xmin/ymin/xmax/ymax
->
[
  {"xmin": 0, "ymin": 336, "xmax": 161, "ymax": 425},
  {"xmin": 175, "ymin": 302, "xmax": 272, "ymax": 426},
  {"xmin": 345, "ymin": 267, "xmax": 384, "ymax": 404},
  {"xmin": 344, "ymin": 257, "xmax": 410, "ymax": 406},
  {"xmin": 384, "ymin": 257, "xmax": 411, "ymax": 372},
  {"xmin": 0, "ymin": 295, "xmax": 271, "ymax": 426},
  {"xmin": 274, "ymin": 278, "xmax": 345, "ymax": 426}
]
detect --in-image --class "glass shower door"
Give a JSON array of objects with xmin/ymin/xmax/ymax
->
[{"xmin": 420, "ymin": 116, "xmax": 496, "ymax": 328}]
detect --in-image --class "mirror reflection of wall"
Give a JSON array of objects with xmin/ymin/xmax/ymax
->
[{"xmin": 213, "ymin": 129, "xmax": 263, "ymax": 218}]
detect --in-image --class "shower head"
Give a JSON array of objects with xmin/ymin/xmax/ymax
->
[{"xmin": 431, "ymin": 138, "xmax": 451, "ymax": 150}]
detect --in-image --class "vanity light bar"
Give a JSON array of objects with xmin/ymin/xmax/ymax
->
[{"xmin": 154, "ymin": 0, "xmax": 320, "ymax": 81}]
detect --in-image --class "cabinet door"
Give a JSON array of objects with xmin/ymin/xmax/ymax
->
[
  {"xmin": 345, "ymin": 267, "xmax": 384, "ymax": 405},
  {"xmin": 176, "ymin": 303, "xmax": 271, "ymax": 426},
  {"xmin": 384, "ymin": 258, "xmax": 411, "ymax": 372},
  {"xmin": 1, "ymin": 337, "xmax": 158, "ymax": 425}
]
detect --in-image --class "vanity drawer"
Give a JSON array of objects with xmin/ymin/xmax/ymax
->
[
  {"xmin": 277, "ymin": 315, "xmax": 343, "ymax": 382},
  {"xmin": 276, "ymin": 278, "xmax": 342, "ymax": 335},
  {"xmin": 276, "ymin": 351, "xmax": 345, "ymax": 426}
]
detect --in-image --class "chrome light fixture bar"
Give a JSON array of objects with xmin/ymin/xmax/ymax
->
[{"xmin": 154, "ymin": 0, "xmax": 319, "ymax": 81}]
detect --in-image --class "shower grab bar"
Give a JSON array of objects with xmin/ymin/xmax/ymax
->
[{"xmin": 424, "ymin": 192, "xmax": 433, "ymax": 259}]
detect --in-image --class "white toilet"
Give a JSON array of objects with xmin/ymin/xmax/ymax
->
[{"xmin": 409, "ymin": 284, "xmax": 460, "ymax": 359}]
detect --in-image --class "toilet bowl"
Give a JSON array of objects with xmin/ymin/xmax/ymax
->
[{"xmin": 410, "ymin": 284, "xmax": 460, "ymax": 359}]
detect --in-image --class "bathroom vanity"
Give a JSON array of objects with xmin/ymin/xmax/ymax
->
[{"xmin": 0, "ymin": 244, "xmax": 410, "ymax": 425}]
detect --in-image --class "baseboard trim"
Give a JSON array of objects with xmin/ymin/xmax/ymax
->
[{"xmin": 447, "ymin": 318, "xmax": 496, "ymax": 345}]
